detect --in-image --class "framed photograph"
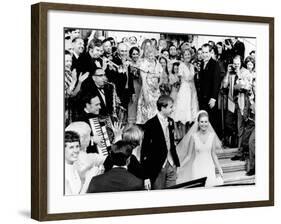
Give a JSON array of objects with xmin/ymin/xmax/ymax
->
[{"xmin": 31, "ymin": 2, "xmax": 274, "ymax": 221}]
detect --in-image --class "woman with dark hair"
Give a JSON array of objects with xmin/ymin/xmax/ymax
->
[
  {"xmin": 169, "ymin": 62, "xmax": 181, "ymax": 101},
  {"xmin": 128, "ymin": 47, "xmax": 142, "ymax": 124},
  {"xmin": 160, "ymin": 48, "xmax": 170, "ymax": 60},
  {"xmin": 159, "ymin": 56, "xmax": 171, "ymax": 95},
  {"xmin": 151, "ymin": 38, "xmax": 158, "ymax": 50},
  {"xmin": 244, "ymin": 56, "xmax": 256, "ymax": 83}
]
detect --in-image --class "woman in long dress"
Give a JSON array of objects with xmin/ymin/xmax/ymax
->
[
  {"xmin": 127, "ymin": 46, "xmax": 142, "ymax": 124},
  {"xmin": 136, "ymin": 46, "xmax": 162, "ymax": 124},
  {"xmin": 169, "ymin": 62, "xmax": 181, "ymax": 101},
  {"xmin": 172, "ymin": 48, "xmax": 199, "ymax": 138},
  {"xmin": 159, "ymin": 56, "xmax": 171, "ymax": 96},
  {"xmin": 176, "ymin": 110, "xmax": 224, "ymax": 187}
]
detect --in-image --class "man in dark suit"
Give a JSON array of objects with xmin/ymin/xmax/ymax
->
[
  {"xmin": 78, "ymin": 39, "xmax": 104, "ymax": 76},
  {"xmin": 141, "ymin": 95, "xmax": 180, "ymax": 190},
  {"xmin": 198, "ymin": 43, "xmax": 222, "ymax": 137},
  {"xmin": 231, "ymin": 37, "xmax": 245, "ymax": 61},
  {"xmin": 87, "ymin": 140, "xmax": 144, "ymax": 193},
  {"xmin": 75, "ymin": 92, "xmax": 105, "ymax": 153},
  {"xmin": 79, "ymin": 68, "xmax": 114, "ymax": 117},
  {"xmin": 71, "ymin": 37, "xmax": 85, "ymax": 74},
  {"xmin": 108, "ymin": 43, "xmax": 135, "ymax": 115}
]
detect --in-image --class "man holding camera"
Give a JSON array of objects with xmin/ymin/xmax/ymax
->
[{"xmin": 222, "ymin": 55, "xmax": 252, "ymax": 161}]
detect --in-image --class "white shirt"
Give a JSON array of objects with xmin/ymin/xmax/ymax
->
[{"xmin": 157, "ymin": 113, "xmax": 174, "ymax": 167}]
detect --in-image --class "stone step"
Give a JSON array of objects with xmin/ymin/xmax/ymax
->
[
  {"xmin": 222, "ymin": 171, "xmax": 255, "ymax": 184},
  {"xmin": 217, "ymin": 147, "xmax": 239, "ymax": 159},
  {"xmin": 216, "ymin": 158, "xmax": 247, "ymax": 173}
]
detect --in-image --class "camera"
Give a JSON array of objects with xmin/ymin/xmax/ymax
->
[{"xmin": 228, "ymin": 64, "xmax": 236, "ymax": 74}]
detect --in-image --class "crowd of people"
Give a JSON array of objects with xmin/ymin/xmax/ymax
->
[{"xmin": 64, "ymin": 28, "xmax": 256, "ymax": 194}]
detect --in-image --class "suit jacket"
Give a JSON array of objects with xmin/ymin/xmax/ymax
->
[
  {"xmin": 198, "ymin": 58, "xmax": 221, "ymax": 103},
  {"xmin": 87, "ymin": 167, "xmax": 144, "ymax": 193},
  {"xmin": 79, "ymin": 52, "xmax": 103, "ymax": 75},
  {"xmin": 232, "ymin": 40, "xmax": 245, "ymax": 61},
  {"xmin": 103, "ymin": 154, "xmax": 145, "ymax": 180},
  {"xmin": 141, "ymin": 115, "xmax": 180, "ymax": 183},
  {"xmin": 106, "ymin": 56, "xmax": 135, "ymax": 107},
  {"xmin": 79, "ymin": 78, "xmax": 114, "ymax": 117}
]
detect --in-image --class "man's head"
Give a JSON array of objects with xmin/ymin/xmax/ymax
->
[
  {"xmin": 102, "ymin": 38, "xmax": 112, "ymax": 55},
  {"xmin": 72, "ymin": 37, "xmax": 84, "ymax": 55},
  {"xmin": 157, "ymin": 95, "xmax": 174, "ymax": 117},
  {"xmin": 169, "ymin": 45, "xmax": 177, "ymax": 58},
  {"xmin": 129, "ymin": 36, "xmax": 137, "ymax": 46},
  {"xmin": 231, "ymin": 37, "xmax": 238, "ymax": 45},
  {"xmin": 202, "ymin": 44, "xmax": 211, "ymax": 63},
  {"xmin": 197, "ymin": 48, "xmax": 203, "ymax": 61},
  {"xmin": 92, "ymin": 68, "xmax": 106, "ymax": 88},
  {"xmin": 159, "ymin": 39, "xmax": 167, "ymax": 50},
  {"xmin": 83, "ymin": 93, "xmax": 101, "ymax": 115},
  {"xmin": 122, "ymin": 125, "xmax": 144, "ymax": 148},
  {"xmin": 109, "ymin": 140, "xmax": 134, "ymax": 167},
  {"xmin": 107, "ymin": 37, "xmax": 116, "ymax": 47},
  {"xmin": 70, "ymin": 29, "xmax": 80, "ymax": 39},
  {"xmin": 117, "ymin": 43, "xmax": 129, "ymax": 59},
  {"xmin": 88, "ymin": 39, "xmax": 103, "ymax": 59},
  {"xmin": 233, "ymin": 55, "xmax": 242, "ymax": 72},
  {"xmin": 65, "ymin": 131, "xmax": 80, "ymax": 164}
]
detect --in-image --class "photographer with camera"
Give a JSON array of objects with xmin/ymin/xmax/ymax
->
[{"xmin": 222, "ymin": 55, "xmax": 253, "ymax": 160}]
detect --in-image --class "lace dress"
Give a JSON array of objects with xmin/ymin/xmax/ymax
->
[{"xmin": 172, "ymin": 63, "xmax": 198, "ymax": 124}]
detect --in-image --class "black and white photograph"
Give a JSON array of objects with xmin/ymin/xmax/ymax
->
[{"xmin": 64, "ymin": 28, "xmax": 257, "ymax": 195}]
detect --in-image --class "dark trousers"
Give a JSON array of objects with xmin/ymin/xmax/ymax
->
[
  {"xmin": 248, "ymin": 127, "xmax": 255, "ymax": 170},
  {"xmin": 237, "ymin": 119, "xmax": 255, "ymax": 166},
  {"xmin": 199, "ymin": 97, "xmax": 222, "ymax": 138},
  {"xmin": 152, "ymin": 162, "xmax": 177, "ymax": 190}
]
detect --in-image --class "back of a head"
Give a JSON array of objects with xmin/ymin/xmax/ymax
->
[
  {"xmin": 110, "ymin": 141, "xmax": 134, "ymax": 166},
  {"xmin": 122, "ymin": 125, "xmax": 144, "ymax": 147}
]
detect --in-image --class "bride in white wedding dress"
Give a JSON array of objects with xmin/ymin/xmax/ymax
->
[{"xmin": 176, "ymin": 110, "xmax": 224, "ymax": 187}]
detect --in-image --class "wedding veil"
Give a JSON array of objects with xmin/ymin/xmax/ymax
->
[{"xmin": 176, "ymin": 110, "xmax": 222, "ymax": 184}]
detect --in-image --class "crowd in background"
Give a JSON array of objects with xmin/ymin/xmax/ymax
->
[{"xmin": 64, "ymin": 28, "xmax": 256, "ymax": 194}]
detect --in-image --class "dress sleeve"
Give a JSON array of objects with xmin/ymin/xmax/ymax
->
[{"xmin": 188, "ymin": 64, "xmax": 195, "ymax": 81}]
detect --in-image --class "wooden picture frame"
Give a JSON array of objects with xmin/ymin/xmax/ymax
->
[{"xmin": 31, "ymin": 2, "xmax": 274, "ymax": 221}]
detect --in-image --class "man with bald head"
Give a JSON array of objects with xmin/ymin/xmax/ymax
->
[{"xmin": 107, "ymin": 42, "xmax": 135, "ymax": 122}]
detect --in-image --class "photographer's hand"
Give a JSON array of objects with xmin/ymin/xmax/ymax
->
[{"xmin": 208, "ymin": 98, "xmax": 216, "ymax": 109}]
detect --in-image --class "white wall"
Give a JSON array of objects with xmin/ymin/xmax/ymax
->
[{"xmin": 0, "ymin": 0, "xmax": 279, "ymax": 223}]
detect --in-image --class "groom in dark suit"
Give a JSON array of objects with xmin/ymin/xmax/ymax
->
[
  {"xmin": 198, "ymin": 43, "xmax": 221, "ymax": 137},
  {"xmin": 141, "ymin": 95, "xmax": 180, "ymax": 190}
]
